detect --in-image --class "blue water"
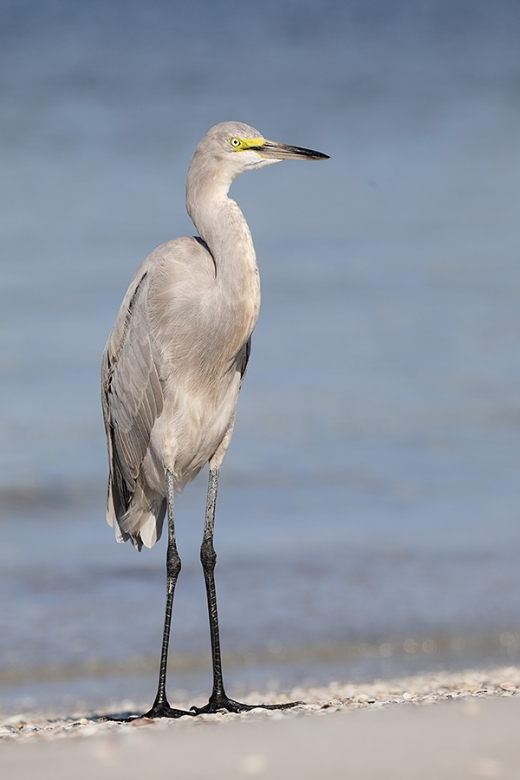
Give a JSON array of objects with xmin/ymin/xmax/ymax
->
[{"xmin": 1, "ymin": 0, "xmax": 520, "ymax": 711}]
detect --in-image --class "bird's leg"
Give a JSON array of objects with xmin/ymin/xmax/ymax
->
[
  {"xmin": 191, "ymin": 468, "xmax": 302, "ymax": 715},
  {"xmin": 143, "ymin": 469, "xmax": 193, "ymax": 719},
  {"xmin": 192, "ymin": 467, "xmax": 232, "ymax": 711}
]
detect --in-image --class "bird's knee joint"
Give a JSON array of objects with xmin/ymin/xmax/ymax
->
[
  {"xmin": 167, "ymin": 556, "xmax": 181, "ymax": 581},
  {"xmin": 200, "ymin": 542, "xmax": 217, "ymax": 570}
]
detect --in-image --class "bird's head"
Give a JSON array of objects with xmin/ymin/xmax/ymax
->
[{"xmin": 190, "ymin": 121, "xmax": 329, "ymax": 180}]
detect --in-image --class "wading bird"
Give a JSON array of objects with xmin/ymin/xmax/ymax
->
[{"xmin": 101, "ymin": 122, "xmax": 329, "ymax": 717}]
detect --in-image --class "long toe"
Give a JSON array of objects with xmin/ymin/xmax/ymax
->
[{"xmin": 191, "ymin": 695, "xmax": 304, "ymax": 715}]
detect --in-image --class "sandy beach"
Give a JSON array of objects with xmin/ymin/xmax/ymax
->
[{"xmin": 1, "ymin": 666, "xmax": 519, "ymax": 779}]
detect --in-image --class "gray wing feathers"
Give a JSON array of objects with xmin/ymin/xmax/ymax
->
[
  {"xmin": 101, "ymin": 270, "xmax": 165, "ymax": 549},
  {"xmin": 110, "ymin": 323, "xmax": 163, "ymax": 485}
]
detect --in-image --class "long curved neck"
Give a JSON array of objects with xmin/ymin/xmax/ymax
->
[{"xmin": 185, "ymin": 160, "xmax": 259, "ymax": 296}]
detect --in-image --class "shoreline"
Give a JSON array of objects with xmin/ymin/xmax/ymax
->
[
  {"xmin": 1, "ymin": 664, "xmax": 519, "ymax": 739},
  {"xmin": 2, "ymin": 666, "xmax": 520, "ymax": 778}
]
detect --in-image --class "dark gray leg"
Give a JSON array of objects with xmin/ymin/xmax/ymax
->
[
  {"xmin": 191, "ymin": 468, "xmax": 303, "ymax": 714},
  {"xmin": 144, "ymin": 469, "xmax": 192, "ymax": 718}
]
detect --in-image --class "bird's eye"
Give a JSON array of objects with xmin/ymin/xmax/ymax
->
[{"xmin": 230, "ymin": 138, "xmax": 241, "ymax": 148}]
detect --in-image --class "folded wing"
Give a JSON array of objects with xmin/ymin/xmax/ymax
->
[{"xmin": 101, "ymin": 267, "xmax": 165, "ymax": 548}]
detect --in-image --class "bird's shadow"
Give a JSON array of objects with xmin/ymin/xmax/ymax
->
[{"xmin": 93, "ymin": 710, "xmax": 161, "ymax": 723}]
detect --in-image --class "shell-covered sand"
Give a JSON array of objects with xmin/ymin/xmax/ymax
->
[
  {"xmin": 0, "ymin": 665, "xmax": 519, "ymax": 740},
  {"xmin": 2, "ymin": 667, "xmax": 520, "ymax": 779}
]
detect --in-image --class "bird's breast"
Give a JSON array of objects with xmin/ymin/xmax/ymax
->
[{"xmin": 144, "ymin": 236, "xmax": 260, "ymax": 487}]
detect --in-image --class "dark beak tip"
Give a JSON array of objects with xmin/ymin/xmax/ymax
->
[{"xmin": 297, "ymin": 147, "xmax": 330, "ymax": 161}]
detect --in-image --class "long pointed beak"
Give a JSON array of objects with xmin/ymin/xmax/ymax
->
[{"xmin": 249, "ymin": 140, "xmax": 329, "ymax": 161}]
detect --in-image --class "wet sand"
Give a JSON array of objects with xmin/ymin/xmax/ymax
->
[{"xmin": 1, "ymin": 666, "xmax": 519, "ymax": 778}]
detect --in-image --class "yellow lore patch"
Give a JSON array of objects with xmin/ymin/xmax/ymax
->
[{"xmin": 229, "ymin": 137, "xmax": 266, "ymax": 154}]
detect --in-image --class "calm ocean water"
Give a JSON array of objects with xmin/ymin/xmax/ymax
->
[{"xmin": 1, "ymin": 0, "xmax": 520, "ymax": 711}]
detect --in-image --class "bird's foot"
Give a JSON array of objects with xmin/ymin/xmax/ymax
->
[
  {"xmin": 101, "ymin": 696, "xmax": 195, "ymax": 722},
  {"xmin": 190, "ymin": 693, "xmax": 303, "ymax": 715},
  {"xmin": 142, "ymin": 699, "xmax": 194, "ymax": 719}
]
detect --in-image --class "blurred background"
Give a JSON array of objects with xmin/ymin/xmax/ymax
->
[{"xmin": 1, "ymin": 0, "xmax": 519, "ymax": 713}]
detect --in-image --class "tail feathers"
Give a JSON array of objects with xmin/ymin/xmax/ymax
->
[{"xmin": 107, "ymin": 478, "xmax": 166, "ymax": 550}]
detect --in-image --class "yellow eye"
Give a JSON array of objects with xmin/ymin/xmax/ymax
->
[{"xmin": 230, "ymin": 137, "xmax": 241, "ymax": 148}]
